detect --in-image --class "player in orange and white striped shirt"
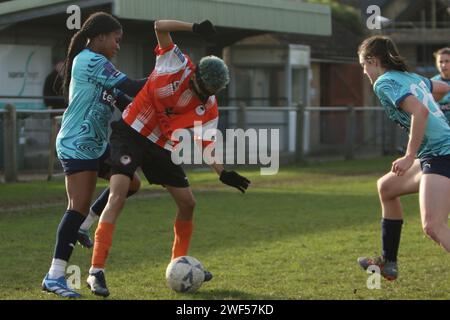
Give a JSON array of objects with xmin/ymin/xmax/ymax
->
[
  {"xmin": 86, "ymin": 19, "xmax": 250, "ymax": 297},
  {"xmin": 122, "ymin": 40, "xmax": 220, "ymax": 151}
]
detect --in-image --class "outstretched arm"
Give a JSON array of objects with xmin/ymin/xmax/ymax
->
[
  {"xmin": 154, "ymin": 20, "xmax": 193, "ymax": 49},
  {"xmin": 154, "ymin": 19, "xmax": 217, "ymax": 49},
  {"xmin": 210, "ymin": 162, "xmax": 224, "ymax": 175},
  {"xmin": 431, "ymin": 80, "xmax": 450, "ymax": 103},
  {"xmin": 116, "ymin": 77, "xmax": 147, "ymax": 97},
  {"xmin": 197, "ymin": 140, "xmax": 250, "ymax": 193}
]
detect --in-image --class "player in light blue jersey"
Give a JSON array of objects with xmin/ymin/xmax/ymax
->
[
  {"xmin": 356, "ymin": 36, "xmax": 450, "ymax": 281},
  {"xmin": 42, "ymin": 12, "xmax": 146, "ymax": 298},
  {"xmin": 431, "ymin": 47, "xmax": 450, "ymax": 121}
]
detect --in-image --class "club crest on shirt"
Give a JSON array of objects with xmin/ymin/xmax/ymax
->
[
  {"xmin": 99, "ymin": 89, "xmax": 117, "ymax": 110},
  {"xmin": 195, "ymin": 105, "xmax": 206, "ymax": 116},
  {"xmin": 120, "ymin": 155, "xmax": 132, "ymax": 165},
  {"xmin": 165, "ymin": 107, "xmax": 175, "ymax": 116}
]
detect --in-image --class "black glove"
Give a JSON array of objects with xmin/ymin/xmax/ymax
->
[
  {"xmin": 219, "ymin": 170, "xmax": 250, "ymax": 193},
  {"xmin": 192, "ymin": 20, "xmax": 216, "ymax": 38}
]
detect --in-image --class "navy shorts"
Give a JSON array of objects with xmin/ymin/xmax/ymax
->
[
  {"xmin": 420, "ymin": 154, "xmax": 450, "ymax": 179},
  {"xmin": 109, "ymin": 119, "xmax": 189, "ymax": 188},
  {"xmin": 59, "ymin": 147, "xmax": 111, "ymax": 178}
]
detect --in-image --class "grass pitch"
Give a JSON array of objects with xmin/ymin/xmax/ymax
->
[{"xmin": 1, "ymin": 157, "xmax": 449, "ymax": 300}]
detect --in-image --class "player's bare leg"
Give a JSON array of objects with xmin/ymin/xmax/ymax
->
[
  {"xmin": 77, "ymin": 172, "xmax": 141, "ymax": 248},
  {"xmin": 358, "ymin": 159, "xmax": 421, "ymax": 280},
  {"xmin": 419, "ymin": 174, "xmax": 450, "ymax": 252},
  {"xmin": 378, "ymin": 159, "xmax": 421, "ymax": 219},
  {"xmin": 42, "ymin": 171, "xmax": 97, "ymax": 298}
]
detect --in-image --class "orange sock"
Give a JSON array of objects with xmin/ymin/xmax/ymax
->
[
  {"xmin": 92, "ymin": 221, "xmax": 115, "ymax": 269},
  {"xmin": 171, "ymin": 219, "xmax": 193, "ymax": 260}
]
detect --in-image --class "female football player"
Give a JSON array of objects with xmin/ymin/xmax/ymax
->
[
  {"xmin": 85, "ymin": 19, "xmax": 250, "ymax": 297},
  {"xmin": 356, "ymin": 36, "xmax": 450, "ymax": 281},
  {"xmin": 431, "ymin": 47, "xmax": 450, "ymax": 117},
  {"xmin": 41, "ymin": 12, "xmax": 146, "ymax": 298}
]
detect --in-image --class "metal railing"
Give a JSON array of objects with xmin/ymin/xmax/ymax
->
[
  {"xmin": 302, "ymin": 106, "xmax": 403, "ymax": 159},
  {"xmin": 0, "ymin": 104, "xmax": 65, "ymax": 182},
  {"xmin": 0, "ymin": 102, "xmax": 405, "ymax": 182}
]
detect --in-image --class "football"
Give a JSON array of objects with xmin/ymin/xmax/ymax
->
[{"xmin": 165, "ymin": 256, "xmax": 205, "ymax": 293}]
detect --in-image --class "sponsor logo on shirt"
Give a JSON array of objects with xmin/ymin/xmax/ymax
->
[
  {"xmin": 99, "ymin": 89, "xmax": 117, "ymax": 110},
  {"xmin": 171, "ymin": 81, "xmax": 180, "ymax": 92},
  {"xmin": 102, "ymin": 61, "xmax": 121, "ymax": 78},
  {"xmin": 440, "ymin": 103, "xmax": 450, "ymax": 111}
]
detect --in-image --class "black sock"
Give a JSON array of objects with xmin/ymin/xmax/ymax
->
[
  {"xmin": 91, "ymin": 187, "xmax": 137, "ymax": 216},
  {"xmin": 91, "ymin": 188, "xmax": 110, "ymax": 216},
  {"xmin": 54, "ymin": 210, "xmax": 86, "ymax": 261},
  {"xmin": 126, "ymin": 189, "xmax": 137, "ymax": 198},
  {"xmin": 381, "ymin": 218, "xmax": 403, "ymax": 262}
]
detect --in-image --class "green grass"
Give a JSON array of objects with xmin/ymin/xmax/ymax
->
[{"xmin": 1, "ymin": 157, "xmax": 450, "ymax": 300}]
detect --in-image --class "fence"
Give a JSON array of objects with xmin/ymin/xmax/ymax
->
[
  {"xmin": 302, "ymin": 106, "xmax": 406, "ymax": 158},
  {"xmin": 0, "ymin": 102, "xmax": 406, "ymax": 182},
  {"xmin": 0, "ymin": 105, "xmax": 64, "ymax": 182},
  {"xmin": 219, "ymin": 105, "xmax": 405, "ymax": 160}
]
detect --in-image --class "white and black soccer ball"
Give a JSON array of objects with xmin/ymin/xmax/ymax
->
[{"xmin": 165, "ymin": 256, "xmax": 205, "ymax": 293}]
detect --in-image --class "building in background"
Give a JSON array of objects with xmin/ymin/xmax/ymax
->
[
  {"xmin": 1, "ymin": 0, "xmax": 447, "ymax": 177},
  {"xmin": 0, "ymin": 0, "xmax": 332, "ymax": 172},
  {"xmin": 0, "ymin": 0, "xmax": 331, "ymax": 106}
]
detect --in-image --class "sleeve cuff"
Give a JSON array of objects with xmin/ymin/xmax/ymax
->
[
  {"xmin": 395, "ymin": 93, "xmax": 413, "ymax": 107},
  {"xmin": 115, "ymin": 75, "xmax": 128, "ymax": 86}
]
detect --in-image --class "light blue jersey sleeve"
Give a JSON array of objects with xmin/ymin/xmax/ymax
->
[
  {"xmin": 431, "ymin": 74, "xmax": 450, "ymax": 107},
  {"xmin": 374, "ymin": 77, "xmax": 412, "ymax": 108},
  {"xmin": 431, "ymin": 75, "xmax": 439, "ymax": 80},
  {"xmin": 422, "ymin": 75, "xmax": 433, "ymax": 92},
  {"xmin": 83, "ymin": 53, "xmax": 126, "ymax": 89},
  {"xmin": 375, "ymin": 73, "xmax": 433, "ymax": 109},
  {"xmin": 374, "ymin": 71, "xmax": 450, "ymax": 158},
  {"xmin": 431, "ymin": 74, "xmax": 441, "ymax": 81}
]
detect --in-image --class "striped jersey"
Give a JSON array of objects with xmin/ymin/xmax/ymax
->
[{"xmin": 122, "ymin": 43, "xmax": 218, "ymax": 151}]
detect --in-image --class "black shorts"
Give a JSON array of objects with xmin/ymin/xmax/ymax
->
[
  {"xmin": 59, "ymin": 146, "xmax": 111, "ymax": 178},
  {"xmin": 420, "ymin": 154, "xmax": 450, "ymax": 179},
  {"xmin": 109, "ymin": 119, "xmax": 189, "ymax": 188}
]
